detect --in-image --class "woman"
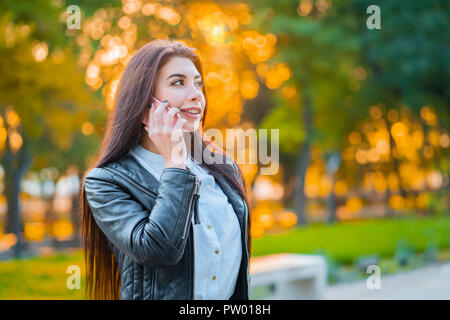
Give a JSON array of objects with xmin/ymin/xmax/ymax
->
[{"xmin": 80, "ymin": 39, "xmax": 251, "ymax": 300}]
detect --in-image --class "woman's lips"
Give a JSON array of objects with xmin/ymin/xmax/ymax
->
[{"xmin": 179, "ymin": 110, "xmax": 201, "ymax": 119}]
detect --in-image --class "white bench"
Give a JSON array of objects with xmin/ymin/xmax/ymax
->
[{"xmin": 249, "ymin": 253, "xmax": 327, "ymax": 300}]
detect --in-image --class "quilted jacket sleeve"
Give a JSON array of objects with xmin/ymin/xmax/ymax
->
[{"xmin": 84, "ymin": 167, "xmax": 199, "ymax": 267}]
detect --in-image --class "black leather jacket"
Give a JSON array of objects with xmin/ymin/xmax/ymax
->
[{"xmin": 84, "ymin": 152, "xmax": 250, "ymax": 300}]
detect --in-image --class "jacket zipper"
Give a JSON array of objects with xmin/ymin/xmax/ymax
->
[
  {"xmin": 103, "ymin": 167, "xmax": 158, "ymax": 198},
  {"xmin": 181, "ymin": 177, "xmax": 200, "ymax": 239},
  {"xmin": 193, "ymin": 194, "xmax": 200, "ymax": 225}
]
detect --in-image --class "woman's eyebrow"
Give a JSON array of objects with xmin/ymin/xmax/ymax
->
[{"xmin": 166, "ymin": 73, "xmax": 202, "ymax": 80}]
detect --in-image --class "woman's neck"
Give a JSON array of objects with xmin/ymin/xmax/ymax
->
[{"xmin": 140, "ymin": 133, "xmax": 159, "ymax": 153}]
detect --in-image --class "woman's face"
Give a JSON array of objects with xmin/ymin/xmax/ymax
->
[{"xmin": 153, "ymin": 56, "xmax": 205, "ymax": 132}]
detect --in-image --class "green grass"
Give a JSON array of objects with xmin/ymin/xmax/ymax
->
[
  {"xmin": 0, "ymin": 215, "xmax": 449, "ymax": 299},
  {"xmin": 252, "ymin": 215, "xmax": 450, "ymax": 265},
  {"xmin": 0, "ymin": 249, "xmax": 85, "ymax": 300}
]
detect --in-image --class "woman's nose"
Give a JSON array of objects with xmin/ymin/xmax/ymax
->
[{"xmin": 187, "ymin": 83, "xmax": 202, "ymax": 100}]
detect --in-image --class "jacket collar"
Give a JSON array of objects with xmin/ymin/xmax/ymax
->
[
  {"xmin": 104, "ymin": 152, "xmax": 246, "ymax": 222},
  {"xmin": 107, "ymin": 152, "xmax": 161, "ymax": 195}
]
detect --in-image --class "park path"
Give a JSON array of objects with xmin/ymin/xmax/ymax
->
[{"xmin": 325, "ymin": 262, "xmax": 450, "ymax": 300}]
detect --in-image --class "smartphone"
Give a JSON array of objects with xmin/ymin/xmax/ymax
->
[
  {"xmin": 149, "ymin": 96, "xmax": 159, "ymax": 109},
  {"xmin": 150, "ymin": 97, "xmax": 179, "ymax": 125},
  {"xmin": 150, "ymin": 96, "xmax": 168, "ymax": 109}
]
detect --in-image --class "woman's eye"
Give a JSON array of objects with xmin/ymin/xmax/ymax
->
[{"xmin": 172, "ymin": 80, "xmax": 204, "ymax": 87}]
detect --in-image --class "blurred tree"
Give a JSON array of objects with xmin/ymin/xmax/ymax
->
[
  {"xmin": 0, "ymin": 0, "xmax": 101, "ymax": 257},
  {"xmin": 248, "ymin": 0, "xmax": 361, "ymax": 224},
  {"xmin": 337, "ymin": 0, "xmax": 449, "ymax": 216},
  {"xmin": 248, "ymin": 0, "xmax": 449, "ymax": 224},
  {"xmin": 347, "ymin": 0, "xmax": 449, "ymax": 119}
]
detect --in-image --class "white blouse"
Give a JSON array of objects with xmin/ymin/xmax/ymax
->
[{"xmin": 129, "ymin": 144, "xmax": 242, "ymax": 300}]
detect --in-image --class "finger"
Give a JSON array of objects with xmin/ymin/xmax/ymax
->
[
  {"xmin": 153, "ymin": 99, "xmax": 168, "ymax": 126},
  {"xmin": 163, "ymin": 107, "xmax": 180, "ymax": 129},
  {"xmin": 174, "ymin": 116, "xmax": 186, "ymax": 131},
  {"xmin": 152, "ymin": 97, "xmax": 168, "ymax": 109},
  {"xmin": 151, "ymin": 96, "xmax": 163, "ymax": 106},
  {"xmin": 151, "ymin": 102, "xmax": 163, "ymax": 129},
  {"xmin": 171, "ymin": 117, "xmax": 186, "ymax": 141},
  {"xmin": 173, "ymin": 112, "xmax": 181, "ymax": 127}
]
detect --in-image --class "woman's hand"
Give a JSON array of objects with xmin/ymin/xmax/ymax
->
[{"xmin": 144, "ymin": 97, "xmax": 187, "ymax": 169}]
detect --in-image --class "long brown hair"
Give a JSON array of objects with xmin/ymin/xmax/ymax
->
[{"xmin": 80, "ymin": 39, "xmax": 251, "ymax": 300}]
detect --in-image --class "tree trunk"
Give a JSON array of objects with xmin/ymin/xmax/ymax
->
[
  {"xmin": 2, "ymin": 138, "xmax": 33, "ymax": 258},
  {"xmin": 43, "ymin": 193, "xmax": 58, "ymax": 248},
  {"xmin": 384, "ymin": 186, "xmax": 394, "ymax": 217},
  {"xmin": 388, "ymin": 123, "xmax": 408, "ymax": 199},
  {"xmin": 327, "ymin": 176, "xmax": 337, "ymax": 223},
  {"xmin": 326, "ymin": 153, "xmax": 341, "ymax": 223},
  {"xmin": 4, "ymin": 172, "xmax": 21, "ymax": 256},
  {"xmin": 294, "ymin": 91, "xmax": 313, "ymax": 226}
]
